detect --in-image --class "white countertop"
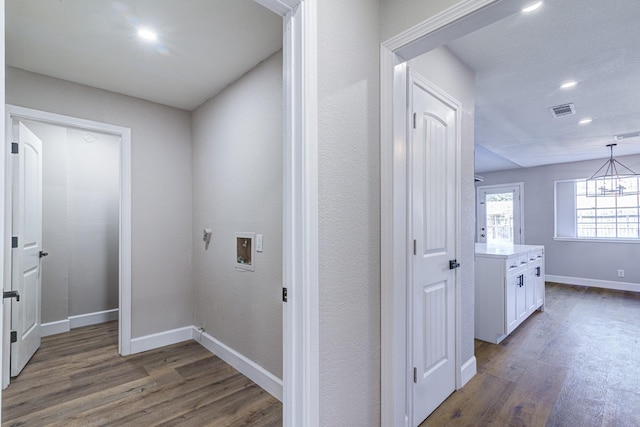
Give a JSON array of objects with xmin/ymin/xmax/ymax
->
[{"xmin": 475, "ymin": 242, "xmax": 544, "ymax": 257}]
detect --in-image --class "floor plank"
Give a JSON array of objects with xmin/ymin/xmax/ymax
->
[
  {"xmin": 420, "ymin": 283, "xmax": 640, "ymax": 427},
  {"xmin": 2, "ymin": 321, "xmax": 282, "ymax": 426}
]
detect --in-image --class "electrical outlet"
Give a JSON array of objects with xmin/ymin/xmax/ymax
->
[{"xmin": 618, "ymin": 269, "xmax": 625, "ymax": 278}]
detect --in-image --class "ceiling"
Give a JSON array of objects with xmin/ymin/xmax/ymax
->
[
  {"xmin": 447, "ymin": 0, "xmax": 640, "ymax": 172},
  {"xmin": 6, "ymin": 1, "xmax": 640, "ymax": 172},
  {"xmin": 6, "ymin": 0, "xmax": 282, "ymax": 111}
]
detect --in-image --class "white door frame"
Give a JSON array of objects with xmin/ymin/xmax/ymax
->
[
  {"xmin": 380, "ymin": 0, "xmax": 533, "ymax": 425},
  {"xmin": 0, "ymin": 1, "xmax": 319, "ymax": 424},
  {"xmin": 255, "ymin": 1, "xmax": 319, "ymax": 426},
  {"xmin": 476, "ymin": 182, "xmax": 524, "ymax": 244},
  {"xmin": 3, "ymin": 105, "xmax": 132, "ymax": 384}
]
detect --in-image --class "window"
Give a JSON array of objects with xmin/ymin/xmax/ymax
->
[{"xmin": 555, "ymin": 179, "xmax": 640, "ymax": 240}]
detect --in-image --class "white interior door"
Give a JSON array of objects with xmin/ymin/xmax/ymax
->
[
  {"xmin": 410, "ymin": 72, "xmax": 458, "ymax": 426},
  {"xmin": 10, "ymin": 121, "xmax": 43, "ymax": 377},
  {"xmin": 476, "ymin": 184, "xmax": 523, "ymax": 244}
]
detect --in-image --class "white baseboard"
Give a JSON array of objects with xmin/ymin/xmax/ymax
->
[
  {"xmin": 546, "ymin": 275, "xmax": 640, "ymax": 293},
  {"xmin": 41, "ymin": 319, "xmax": 71, "ymax": 337},
  {"xmin": 130, "ymin": 326, "xmax": 193, "ymax": 354},
  {"xmin": 69, "ymin": 308, "xmax": 119, "ymax": 329},
  {"xmin": 460, "ymin": 356, "xmax": 476, "ymax": 388},
  {"xmin": 192, "ymin": 326, "xmax": 283, "ymax": 402}
]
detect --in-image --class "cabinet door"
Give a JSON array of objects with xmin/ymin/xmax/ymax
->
[
  {"xmin": 506, "ymin": 273, "xmax": 519, "ymax": 332},
  {"xmin": 535, "ymin": 262, "xmax": 545, "ymax": 308},
  {"xmin": 516, "ymin": 273, "xmax": 527, "ymax": 322},
  {"xmin": 526, "ymin": 267, "xmax": 536, "ymax": 313}
]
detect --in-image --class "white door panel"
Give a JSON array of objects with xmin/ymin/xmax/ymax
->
[
  {"xmin": 410, "ymin": 72, "xmax": 458, "ymax": 426},
  {"xmin": 11, "ymin": 121, "xmax": 43, "ymax": 377},
  {"xmin": 477, "ymin": 184, "xmax": 523, "ymax": 244}
]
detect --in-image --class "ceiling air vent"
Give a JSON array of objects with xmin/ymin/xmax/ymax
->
[{"xmin": 548, "ymin": 103, "xmax": 576, "ymax": 118}]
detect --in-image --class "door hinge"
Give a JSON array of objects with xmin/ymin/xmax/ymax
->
[
  {"xmin": 413, "ymin": 112, "xmax": 417, "ymax": 129},
  {"xmin": 282, "ymin": 287, "xmax": 288, "ymax": 303},
  {"xmin": 11, "ymin": 236, "xmax": 18, "ymax": 248},
  {"xmin": 10, "ymin": 331, "xmax": 17, "ymax": 344},
  {"xmin": 413, "ymin": 367, "xmax": 417, "ymax": 383},
  {"xmin": 413, "ymin": 240, "xmax": 417, "ymax": 255},
  {"xmin": 11, "ymin": 143, "xmax": 18, "ymax": 154}
]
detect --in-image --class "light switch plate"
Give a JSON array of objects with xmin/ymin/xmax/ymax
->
[{"xmin": 256, "ymin": 234, "xmax": 263, "ymax": 252}]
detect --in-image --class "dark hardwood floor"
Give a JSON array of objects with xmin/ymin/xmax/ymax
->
[
  {"xmin": 2, "ymin": 321, "xmax": 282, "ymax": 426},
  {"xmin": 421, "ymin": 282, "xmax": 640, "ymax": 427}
]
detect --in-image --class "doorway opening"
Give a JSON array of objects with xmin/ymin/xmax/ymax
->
[
  {"xmin": 477, "ymin": 183, "xmax": 524, "ymax": 244},
  {"xmin": 3, "ymin": 105, "xmax": 132, "ymax": 387}
]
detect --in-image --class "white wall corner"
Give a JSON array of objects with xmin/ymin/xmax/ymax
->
[
  {"xmin": 192, "ymin": 326, "xmax": 283, "ymax": 402},
  {"xmin": 129, "ymin": 326, "xmax": 193, "ymax": 355},
  {"xmin": 41, "ymin": 319, "xmax": 71, "ymax": 337},
  {"xmin": 545, "ymin": 275, "xmax": 640, "ymax": 293},
  {"xmin": 460, "ymin": 355, "xmax": 477, "ymax": 388}
]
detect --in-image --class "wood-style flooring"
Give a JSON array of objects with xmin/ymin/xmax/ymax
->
[
  {"xmin": 421, "ymin": 282, "xmax": 640, "ymax": 427},
  {"xmin": 2, "ymin": 321, "xmax": 282, "ymax": 426}
]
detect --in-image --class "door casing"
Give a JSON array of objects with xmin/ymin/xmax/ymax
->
[
  {"xmin": 476, "ymin": 182, "xmax": 524, "ymax": 244},
  {"xmin": 3, "ymin": 105, "xmax": 132, "ymax": 388},
  {"xmin": 380, "ymin": 0, "xmax": 536, "ymax": 425}
]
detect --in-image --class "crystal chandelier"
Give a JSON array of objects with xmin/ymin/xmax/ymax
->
[{"xmin": 585, "ymin": 143, "xmax": 640, "ymax": 197}]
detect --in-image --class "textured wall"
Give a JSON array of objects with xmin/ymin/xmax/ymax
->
[
  {"xmin": 381, "ymin": 0, "xmax": 463, "ymax": 41},
  {"xmin": 409, "ymin": 45, "xmax": 477, "ymax": 366},
  {"xmin": 317, "ymin": 0, "xmax": 381, "ymax": 424},
  {"xmin": 34, "ymin": 122, "xmax": 120, "ymax": 322},
  {"xmin": 7, "ymin": 67, "xmax": 194, "ymax": 337},
  {"xmin": 479, "ymin": 154, "xmax": 640, "ymax": 285},
  {"xmin": 191, "ymin": 51, "xmax": 283, "ymax": 378}
]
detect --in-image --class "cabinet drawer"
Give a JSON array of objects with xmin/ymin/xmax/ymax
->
[
  {"xmin": 528, "ymin": 248, "xmax": 543, "ymax": 262},
  {"xmin": 517, "ymin": 253, "xmax": 530, "ymax": 267},
  {"xmin": 506, "ymin": 255, "xmax": 519, "ymax": 272}
]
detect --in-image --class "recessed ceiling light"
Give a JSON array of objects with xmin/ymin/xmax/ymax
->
[
  {"xmin": 137, "ymin": 27, "xmax": 158, "ymax": 42},
  {"xmin": 522, "ymin": 1, "xmax": 543, "ymax": 13},
  {"xmin": 560, "ymin": 81, "xmax": 578, "ymax": 89},
  {"xmin": 579, "ymin": 118, "xmax": 593, "ymax": 125}
]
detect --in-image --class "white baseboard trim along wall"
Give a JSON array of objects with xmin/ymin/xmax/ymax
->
[
  {"xmin": 460, "ymin": 356, "xmax": 476, "ymax": 388},
  {"xmin": 192, "ymin": 326, "xmax": 283, "ymax": 402},
  {"xmin": 41, "ymin": 308, "xmax": 120, "ymax": 337},
  {"xmin": 125, "ymin": 325, "xmax": 283, "ymax": 402},
  {"xmin": 129, "ymin": 326, "xmax": 193, "ymax": 354},
  {"xmin": 546, "ymin": 275, "xmax": 640, "ymax": 293}
]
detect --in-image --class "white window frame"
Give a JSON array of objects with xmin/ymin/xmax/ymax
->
[{"xmin": 554, "ymin": 179, "xmax": 640, "ymax": 243}]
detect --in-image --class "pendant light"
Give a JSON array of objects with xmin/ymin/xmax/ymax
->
[{"xmin": 585, "ymin": 143, "xmax": 640, "ymax": 197}]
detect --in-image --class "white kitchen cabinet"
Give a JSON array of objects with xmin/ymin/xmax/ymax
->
[{"xmin": 475, "ymin": 243, "xmax": 545, "ymax": 344}]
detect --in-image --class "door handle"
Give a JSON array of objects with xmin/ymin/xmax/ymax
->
[
  {"xmin": 449, "ymin": 259, "xmax": 461, "ymax": 270},
  {"xmin": 3, "ymin": 290, "xmax": 20, "ymax": 302},
  {"xmin": 39, "ymin": 251, "xmax": 49, "ymax": 258}
]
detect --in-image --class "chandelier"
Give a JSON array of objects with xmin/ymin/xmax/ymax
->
[{"xmin": 585, "ymin": 143, "xmax": 640, "ymax": 197}]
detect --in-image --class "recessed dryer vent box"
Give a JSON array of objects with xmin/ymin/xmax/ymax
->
[{"xmin": 235, "ymin": 232, "xmax": 256, "ymax": 271}]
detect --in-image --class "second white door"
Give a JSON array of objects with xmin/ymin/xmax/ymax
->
[{"xmin": 410, "ymin": 71, "xmax": 459, "ymax": 426}]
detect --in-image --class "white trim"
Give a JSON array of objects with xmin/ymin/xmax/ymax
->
[
  {"xmin": 476, "ymin": 182, "xmax": 524, "ymax": 244},
  {"xmin": 256, "ymin": 0, "xmax": 319, "ymax": 426},
  {"xmin": 380, "ymin": 1, "xmax": 532, "ymax": 425},
  {"xmin": 553, "ymin": 237, "xmax": 640, "ymax": 244},
  {"xmin": 129, "ymin": 326, "xmax": 192, "ymax": 354},
  {"xmin": 546, "ymin": 275, "xmax": 640, "ymax": 293},
  {"xmin": 4, "ymin": 105, "xmax": 133, "ymax": 361},
  {"xmin": 69, "ymin": 309, "xmax": 119, "ymax": 329},
  {"xmin": 41, "ymin": 319, "xmax": 70, "ymax": 337},
  {"xmin": 192, "ymin": 326, "xmax": 283, "ymax": 402},
  {"xmin": 460, "ymin": 356, "xmax": 477, "ymax": 387}
]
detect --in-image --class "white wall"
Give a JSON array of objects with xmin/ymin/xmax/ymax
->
[
  {"xmin": 31, "ymin": 121, "xmax": 120, "ymax": 324},
  {"xmin": 479, "ymin": 154, "xmax": 640, "ymax": 286},
  {"xmin": 27, "ymin": 122, "xmax": 68, "ymax": 323},
  {"xmin": 191, "ymin": 51, "xmax": 283, "ymax": 378},
  {"xmin": 408, "ymin": 46, "xmax": 476, "ymax": 365},
  {"xmin": 317, "ymin": 1, "xmax": 381, "ymax": 424},
  {"xmin": 6, "ymin": 67, "xmax": 194, "ymax": 337}
]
